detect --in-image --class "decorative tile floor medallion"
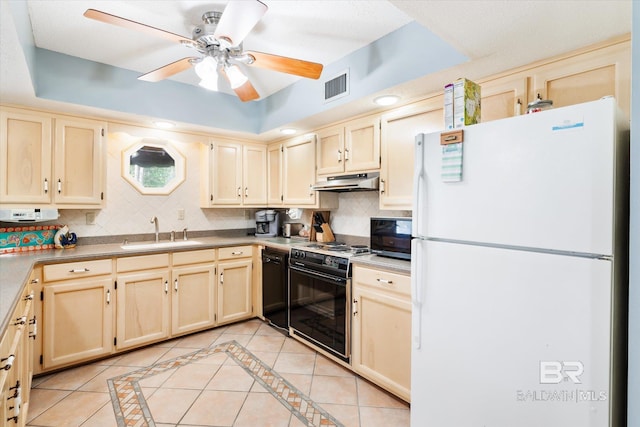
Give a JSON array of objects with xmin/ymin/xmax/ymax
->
[{"xmin": 107, "ymin": 340, "xmax": 345, "ymax": 427}]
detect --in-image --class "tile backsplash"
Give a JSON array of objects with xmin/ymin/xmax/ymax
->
[{"xmin": 53, "ymin": 123, "xmax": 408, "ymax": 240}]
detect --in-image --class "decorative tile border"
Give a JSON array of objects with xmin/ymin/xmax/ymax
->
[{"xmin": 107, "ymin": 340, "xmax": 344, "ymax": 427}]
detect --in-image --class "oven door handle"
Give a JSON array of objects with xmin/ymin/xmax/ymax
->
[{"xmin": 289, "ymin": 264, "xmax": 348, "ymax": 285}]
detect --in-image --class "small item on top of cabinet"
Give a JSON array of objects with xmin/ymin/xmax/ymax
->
[
  {"xmin": 453, "ymin": 78, "xmax": 481, "ymax": 127},
  {"xmin": 526, "ymin": 96, "xmax": 553, "ymax": 114}
]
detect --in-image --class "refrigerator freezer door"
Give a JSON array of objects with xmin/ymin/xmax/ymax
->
[
  {"xmin": 411, "ymin": 240, "xmax": 612, "ymax": 427},
  {"xmin": 420, "ymin": 99, "xmax": 620, "ymax": 255}
]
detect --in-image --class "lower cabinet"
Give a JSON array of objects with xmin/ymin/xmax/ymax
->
[
  {"xmin": 171, "ymin": 249, "xmax": 217, "ymax": 336},
  {"xmin": 41, "ymin": 259, "xmax": 114, "ymax": 370},
  {"xmin": 115, "ymin": 254, "xmax": 170, "ymax": 351},
  {"xmin": 1, "ymin": 276, "xmax": 35, "ymax": 427},
  {"xmin": 351, "ymin": 264, "xmax": 411, "ymax": 402},
  {"xmin": 217, "ymin": 246, "xmax": 253, "ymax": 325}
]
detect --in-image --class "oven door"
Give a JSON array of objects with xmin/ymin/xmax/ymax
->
[{"xmin": 289, "ymin": 265, "xmax": 350, "ymax": 362}]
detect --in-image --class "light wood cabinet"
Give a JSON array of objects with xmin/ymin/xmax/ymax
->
[
  {"xmin": 0, "ymin": 277, "xmax": 35, "ymax": 427},
  {"xmin": 282, "ymin": 134, "xmax": 317, "ymax": 206},
  {"xmin": 316, "ymin": 115, "xmax": 380, "ymax": 176},
  {"xmin": 351, "ymin": 265, "xmax": 411, "ymax": 402},
  {"xmin": 242, "ymin": 144, "xmax": 268, "ymax": 205},
  {"xmin": 202, "ymin": 140, "xmax": 267, "ymax": 207},
  {"xmin": 41, "ymin": 259, "xmax": 113, "ymax": 370},
  {"xmin": 0, "ymin": 109, "xmax": 53, "ymax": 204},
  {"xmin": 171, "ymin": 249, "xmax": 217, "ymax": 336},
  {"xmin": 116, "ymin": 254, "xmax": 170, "ymax": 351},
  {"xmin": 379, "ymin": 97, "xmax": 444, "ymax": 210},
  {"xmin": 0, "ymin": 107, "xmax": 106, "ymax": 208},
  {"xmin": 267, "ymin": 143, "xmax": 283, "ymax": 205},
  {"xmin": 217, "ymin": 246, "xmax": 253, "ymax": 325},
  {"xmin": 479, "ymin": 75, "xmax": 528, "ymax": 122}
]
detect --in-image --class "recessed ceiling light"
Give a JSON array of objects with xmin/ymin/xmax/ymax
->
[
  {"xmin": 154, "ymin": 121, "xmax": 175, "ymax": 129},
  {"xmin": 374, "ymin": 95, "xmax": 400, "ymax": 106},
  {"xmin": 280, "ymin": 128, "xmax": 297, "ymax": 135}
]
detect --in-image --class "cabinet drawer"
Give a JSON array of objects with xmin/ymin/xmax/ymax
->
[
  {"xmin": 353, "ymin": 265, "xmax": 410, "ymax": 297},
  {"xmin": 44, "ymin": 259, "xmax": 112, "ymax": 282},
  {"xmin": 172, "ymin": 249, "xmax": 216, "ymax": 266},
  {"xmin": 117, "ymin": 254, "xmax": 169, "ymax": 273},
  {"xmin": 218, "ymin": 245, "xmax": 252, "ymax": 260}
]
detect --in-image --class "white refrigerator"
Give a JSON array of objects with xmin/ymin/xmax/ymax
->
[{"xmin": 410, "ymin": 98, "xmax": 629, "ymax": 427}]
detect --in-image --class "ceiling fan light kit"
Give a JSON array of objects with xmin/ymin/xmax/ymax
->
[{"xmin": 83, "ymin": 0, "xmax": 323, "ymax": 102}]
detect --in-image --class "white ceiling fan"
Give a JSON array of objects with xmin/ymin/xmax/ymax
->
[{"xmin": 84, "ymin": 0, "xmax": 323, "ymax": 102}]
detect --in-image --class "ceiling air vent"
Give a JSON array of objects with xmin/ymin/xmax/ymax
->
[{"xmin": 324, "ymin": 69, "xmax": 349, "ymax": 103}]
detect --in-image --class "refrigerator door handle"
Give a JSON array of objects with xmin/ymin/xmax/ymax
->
[
  {"xmin": 411, "ymin": 238, "xmax": 423, "ymax": 349},
  {"xmin": 413, "ymin": 134, "xmax": 426, "ymax": 238}
]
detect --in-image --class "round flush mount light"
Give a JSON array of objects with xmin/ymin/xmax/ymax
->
[
  {"xmin": 153, "ymin": 121, "xmax": 175, "ymax": 129},
  {"xmin": 374, "ymin": 95, "xmax": 400, "ymax": 106},
  {"xmin": 280, "ymin": 128, "xmax": 297, "ymax": 135}
]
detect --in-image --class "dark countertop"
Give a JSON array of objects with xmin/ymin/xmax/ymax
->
[{"xmin": 0, "ymin": 235, "xmax": 410, "ymax": 335}]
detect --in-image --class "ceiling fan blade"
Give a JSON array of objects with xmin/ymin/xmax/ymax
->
[
  {"xmin": 245, "ymin": 51, "xmax": 323, "ymax": 79},
  {"xmin": 84, "ymin": 9, "xmax": 191, "ymax": 44},
  {"xmin": 138, "ymin": 57, "xmax": 198, "ymax": 82},
  {"xmin": 221, "ymin": 68, "xmax": 260, "ymax": 102},
  {"xmin": 233, "ymin": 80, "xmax": 260, "ymax": 102},
  {"xmin": 213, "ymin": 0, "xmax": 268, "ymax": 46}
]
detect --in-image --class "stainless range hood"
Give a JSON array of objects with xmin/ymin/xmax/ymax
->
[{"xmin": 311, "ymin": 172, "xmax": 379, "ymax": 192}]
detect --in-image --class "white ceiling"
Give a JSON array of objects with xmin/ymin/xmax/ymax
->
[{"xmin": 0, "ymin": 0, "xmax": 632, "ymax": 140}]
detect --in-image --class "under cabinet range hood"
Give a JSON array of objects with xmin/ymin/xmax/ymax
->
[
  {"xmin": 0, "ymin": 208, "xmax": 60, "ymax": 223},
  {"xmin": 311, "ymin": 172, "xmax": 379, "ymax": 192}
]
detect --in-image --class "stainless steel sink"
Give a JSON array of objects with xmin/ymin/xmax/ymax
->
[{"xmin": 120, "ymin": 240, "xmax": 203, "ymax": 250}]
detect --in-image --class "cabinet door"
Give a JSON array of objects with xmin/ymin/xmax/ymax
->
[
  {"xmin": 480, "ymin": 76, "xmax": 528, "ymax": 122},
  {"xmin": 316, "ymin": 125, "xmax": 345, "ymax": 175},
  {"xmin": 116, "ymin": 270, "xmax": 170, "ymax": 350},
  {"xmin": 242, "ymin": 144, "xmax": 268, "ymax": 206},
  {"xmin": 344, "ymin": 115, "xmax": 380, "ymax": 172},
  {"xmin": 283, "ymin": 135, "xmax": 316, "ymax": 205},
  {"xmin": 0, "ymin": 110, "xmax": 52, "ymax": 204},
  {"xmin": 211, "ymin": 141, "xmax": 243, "ymax": 205},
  {"xmin": 42, "ymin": 278, "xmax": 113, "ymax": 369},
  {"xmin": 352, "ymin": 267, "xmax": 411, "ymax": 402},
  {"xmin": 531, "ymin": 40, "xmax": 630, "ymax": 115},
  {"xmin": 267, "ymin": 144, "xmax": 283, "ymax": 205},
  {"xmin": 217, "ymin": 259, "xmax": 252, "ymax": 325},
  {"xmin": 380, "ymin": 97, "xmax": 444, "ymax": 210},
  {"xmin": 171, "ymin": 264, "xmax": 216, "ymax": 336},
  {"xmin": 53, "ymin": 117, "xmax": 105, "ymax": 205}
]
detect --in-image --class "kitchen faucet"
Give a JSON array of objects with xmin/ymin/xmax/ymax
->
[{"xmin": 150, "ymin": 216, "xmax": 159, "ymax": 242}]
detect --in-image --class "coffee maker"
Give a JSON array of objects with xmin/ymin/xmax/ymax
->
[{"xmin": 255, "ymin": 210, "xmax": 281, "ymax": 237}]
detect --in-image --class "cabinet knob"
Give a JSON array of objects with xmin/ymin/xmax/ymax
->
[
  {"xmin": 337, "ymin": 149, "xmax": 342, "ymax": 163},
  {"xmin": 237, "ymin": 187, "xmax": 242, "ymax": 197},
  {"xmin": 57, "ymin": 178, "xmax": 62, "ymax": 194},
  {"xmin": 43, "ymin": 178, "xmax": 48, "ymax": 194},
  {"xmin": 1, "ymin": 354, "xmax": 15, "ymax": 371},
  {"xmin": 220, "ymin": 271, "xmax": 224, "ymax": 285},
  {"xmin": 106, "ymin": 289, "xmax": 111, "ymax": 305},
  {"xmin": 377, "ymin": 278, "xmax": 393, "ymax": 285},
  {"xmin": 174, "ymin": 279, "xmax": 179, "ymax": 292},
  {"xmin": 164, "ymin": 280, "xmax": 168, "ymax": 294},
  {"xmin": 380, "ymin": 179, "xmax": 386, "ymax": 194},
  {"xmin": 344, "ymin": 149, "xmax": 350, "ymax": 161}
]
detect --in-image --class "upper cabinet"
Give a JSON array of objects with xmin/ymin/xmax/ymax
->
[
  {"xmin": 267, "ymin": 143, "xmax": 283, "ymax": 205},
  {"xmin": 529, "ymin": 39, "xmax": 630, "ymax": 115},
  {"xmin": 282, "ymin": 134, "xmax": 317, "ymax": 206},
  {"xmin": 479, "ymin": 76, "xmax": 528, "ymax": 122},
  {"xmin": 0, "ymin": 108, "xmax": 106, "ymax": 208},
  {"xmin": 316, "ymin": 115, "xmax": 380, "ymax": 176},
  {"xmin": 379, "ymin": 97, "xmax": 444, "ymax": 211},
  {"xmin": 201, "ymin": 140, "xmax": 267, "ymax": 207}
]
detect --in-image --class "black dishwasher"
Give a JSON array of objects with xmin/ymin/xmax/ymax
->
[{"xmin": 261, "ymin": 248, "xmax": 289, "ymax": 335}]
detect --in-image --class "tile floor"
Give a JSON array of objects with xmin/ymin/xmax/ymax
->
[{"xmin": 26, "ymin": 319, "xmax": 410, "ymax": 427}]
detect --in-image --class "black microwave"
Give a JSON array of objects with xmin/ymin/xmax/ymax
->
[{"xmin": 370, "ymin": 217, "xmax": 412, "ymax": 260}]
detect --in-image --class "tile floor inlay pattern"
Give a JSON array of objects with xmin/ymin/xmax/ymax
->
[{"xmin": 108, "ymin": 340, "xmax": 344, "ymax": 427}]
